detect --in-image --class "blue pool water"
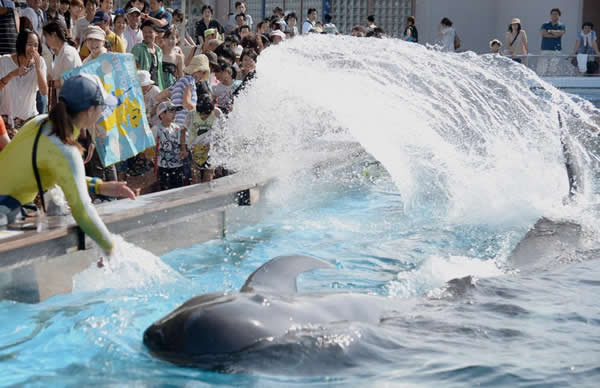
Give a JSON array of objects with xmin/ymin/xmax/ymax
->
[
  {"xmin": 3, "ymin": 36, "xmax": 600, "ymax": 386},
  {"xmin": 1, "ymin": 171, "xmax": 600, "ymax": 386}
]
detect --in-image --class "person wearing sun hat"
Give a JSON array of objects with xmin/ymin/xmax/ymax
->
[
  {"xmin": 505, "ymin": 17, "xmax": 528, "ymax": 63},
  {"xmin": 489, "ymin": 39, "xmax": 502, "ymax": 55},
  {"xmin": 152, "ymin": 53, "xmax": 211, "ymax": 184},
  {"xmin": 0, "ymin": 74, "xmax": 136, "ymax": 255},
  {"xmin": 81, "ymin": 24, "xmax": 107, "ymax": 64},
  {"xmin": 154, "ymin": 99, "xmax": 185, "ymax": 191},
  {"xmin": 137, "ymin": 69, "xmax": 161, "ymax": 128},
  {"xmin": 92, "ymin": 10, "xmax": 126, "ymax": 53},
  {"xmin": 270, "ymin": 29, "xmax": 286, "ymax": 45},
  {"xmin": 79, "ymin": 10, "xmax": 126, "ymax": 59},
  {"xmin": 155, "ymin": 54, "xmax": 210, "ymax": 127}
]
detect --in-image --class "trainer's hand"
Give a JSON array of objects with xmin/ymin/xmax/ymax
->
[{"xmin": 98, "ymin": 181, "xmax": 136, "ymax": 200}]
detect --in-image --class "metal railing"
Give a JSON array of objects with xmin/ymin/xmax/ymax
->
[{"xmin": 505, "ymin": 54, "xmax": 600, "ymax": 77}]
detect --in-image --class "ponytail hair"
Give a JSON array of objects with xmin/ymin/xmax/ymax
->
[
  {"xmin": 43, "ymin": 20, "xmax": 77, "ymax": 47},
  {"xmin": 46, "ymin": 100, "xmax": 84, "ymax": 153}
]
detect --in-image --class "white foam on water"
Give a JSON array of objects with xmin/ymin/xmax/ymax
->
[
  {"xmin": 386, "ymin": 255, "xmax": 504, "ymax": 298},
  {"xmin": 72, "ymin": 235, "xmax": 184, "ymax": 293}
]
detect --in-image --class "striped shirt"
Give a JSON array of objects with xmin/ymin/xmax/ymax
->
[
  {"xmin": 0, "ymin": 0, "xmax": 17, "ymax": 55},
  {"xmin": 168, "ymin": 75, "xmax": 196, "ymax": 125}
]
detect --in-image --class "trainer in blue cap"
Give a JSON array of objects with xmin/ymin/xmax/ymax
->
[
  {"xmin": 0, "ymin": 73, "xmax": 133, "ymax": 257},
  {"xmin": 60, "ymin": 73, "xmax": 117, "ymax": 112}
]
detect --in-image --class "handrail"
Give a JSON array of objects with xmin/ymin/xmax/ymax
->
[
  {"xmin": 508, "ymin": 54, "xmax": 599, "ymax": 58},
  {"xmin": 497, "ymin": 53, "xmax": 600, "ymax": 78}
]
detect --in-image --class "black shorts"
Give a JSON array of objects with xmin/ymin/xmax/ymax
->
[{"xmin": 158, "ymin": 167, "xmax": 185, "ymax": 191}]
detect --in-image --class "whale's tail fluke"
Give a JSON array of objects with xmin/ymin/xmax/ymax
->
[{"xmin": 558, "ymin": 111, "xmax": 584, "ymax": 199}]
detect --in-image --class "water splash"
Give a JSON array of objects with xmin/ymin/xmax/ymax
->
[
  {"xmin": 386, "ymin": 255, "xmax": 504, "ymax": 298},
  {"xmin": 72, "ymin": 235, "xmax": 184, "ymax": 292},
  {"xmin": 211, "ymin": 35, "xmax": 600, "ymax": 224}
]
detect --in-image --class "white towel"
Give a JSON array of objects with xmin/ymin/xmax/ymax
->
[{"xmin": 582, "ymin": 32, "xmax": 593, "ymax": 49}]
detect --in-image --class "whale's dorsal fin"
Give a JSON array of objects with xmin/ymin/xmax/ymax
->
[{"xmin": 240, "ymin": 255, "xmax": 332, "ymax": 294}]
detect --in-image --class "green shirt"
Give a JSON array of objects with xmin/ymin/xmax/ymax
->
[{"xmin": 132, "ymin": 42, "xmax": 165, "ymax": 90}]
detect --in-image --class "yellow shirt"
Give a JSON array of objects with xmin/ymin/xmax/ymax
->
[
  {"xmin": 80, "ymin": 30, "xmax": 126, "ymax": 60},
  {"xmin": 0, "ymin": 116, "xmax": 113, "ymax": 252}
]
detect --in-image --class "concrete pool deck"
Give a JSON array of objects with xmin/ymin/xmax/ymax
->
[{"xmin": 0, "ymin": 141, "xmax": 367, "ymax": 303}]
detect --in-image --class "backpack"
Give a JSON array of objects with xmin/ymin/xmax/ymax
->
[{"xmin": 454, "ymin": 31, "xmax": 461, "ymax": 50}]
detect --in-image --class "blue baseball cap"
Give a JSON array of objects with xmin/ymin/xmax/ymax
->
[
  {"xmin": 92, "ymin": 10, "xmax": 110, "ymax": 25},
  {"xmin": 60, "ymin": 74, "xmax": 117, "ymax": 113}
]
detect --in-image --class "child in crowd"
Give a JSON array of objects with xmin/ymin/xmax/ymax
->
[
  {"xmin": 121, "ymin": 71, "xmax": 157, "ymax": 179},
  {"xmin": 137, "ymin": 70, "xmax": 160, "ymax": 130},
  {"xmin": 213, "ymin": 60, "xmax": 241, "ymax": 113},
  {"xmin": 489, "ymin": 39, "xmax": 503, "ymax": 55},
  {"xmin": 172, "ymin": 8, "xmax": 195, "ymax": 47},
  {"xmin": 155, "ymin": 100, "xmax": 185, "ymax": 191},
  {"xmin": 182, "ymin": 95, "xmax": 222, "ymax": 183}
]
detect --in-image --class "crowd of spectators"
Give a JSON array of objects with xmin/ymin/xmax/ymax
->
[
  {"xmin": 0, "ymin": 1, "xmax": 598, "ymax": 197},
  {"xmin": 481, "ymin": 8, "xmax": 599, "ymax": 75}
]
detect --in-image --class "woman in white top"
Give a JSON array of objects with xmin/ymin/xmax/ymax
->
[
  {"xmin": 0, "ymin": 29, "xmax": 48, "ymax": 124},
  {"xmin": 43, "ymin": 20, "xmax": 82, "ymax": 94},
  {"xmin": 505, "ymin": 18, "xmax": 528, "ymax": 63},
  {"xmin": 438, "ymin": 17, "xmax": 456, "ymax": 52}
]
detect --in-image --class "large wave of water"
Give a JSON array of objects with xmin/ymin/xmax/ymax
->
[{"xmin": 211, "ymin": 35, "xmax": 600, "ymax": 225}]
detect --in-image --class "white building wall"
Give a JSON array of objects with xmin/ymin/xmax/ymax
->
[{"xmin": 416, "ymin": 0, "xmax": 583, "ymax": 54}]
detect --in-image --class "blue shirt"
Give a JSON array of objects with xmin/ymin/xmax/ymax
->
[
  {"xmin": 150, "ymin": 7, "xmax": 172, "ymax": 31},
  {"xmin": 540, "ymin": 21, "xmax": 565, "ymax": 51}
]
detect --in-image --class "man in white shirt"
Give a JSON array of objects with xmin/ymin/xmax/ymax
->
[
  {"xmin": 302, "ymin": 8, "xmax": 317, "ymax": 34},
  {"xmin": 21, "ymin": 0, "xmax": 45, "ymax": 37},
  {"xmin": 124, "ymin": 6, "xmax": 142, "ymax": 52}
]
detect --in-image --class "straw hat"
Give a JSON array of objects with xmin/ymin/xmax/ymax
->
[
  {"xmin": 184, "ymin": 54, "xmax": 210, "ymax": 75},
  {"xmin": 511, "ymin": 18, "xmax": 521, "ymax": 25},
  {"xmin": 84, "ymin": 25, "xmax": 105, "ymax": 41}
]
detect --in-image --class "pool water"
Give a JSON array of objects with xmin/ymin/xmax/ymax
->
[
  {"xmin": 3, "ymin": 36, "xmax": 600, "ymax": 387},
  {"xmin": 1, "ymin": 170, "xmax": 599, "ymax": 387}
]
